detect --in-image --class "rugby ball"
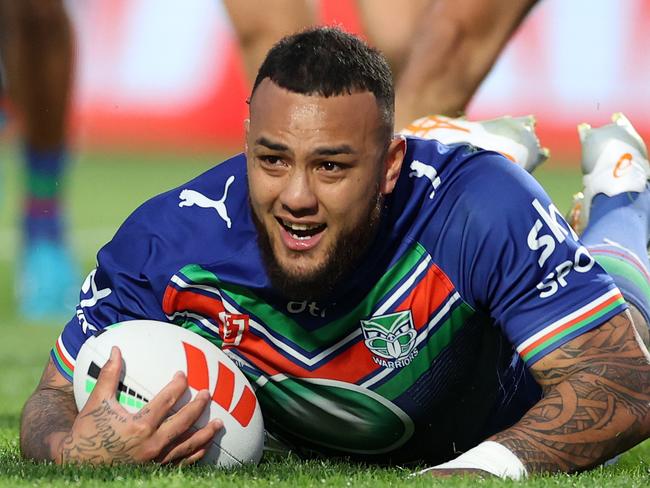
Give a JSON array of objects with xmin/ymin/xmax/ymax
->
[{"xmin": 72, "ymin": 320, "xmax": 264, "ymax": 467}]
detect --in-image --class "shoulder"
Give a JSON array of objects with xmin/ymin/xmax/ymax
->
[
  {"xmin": 100, "ymin": 153, "xmax": 254, "ymax": 269},
  {"xmin": 396, "ymin": 136, "xmax": 546, "ymax": 223}
]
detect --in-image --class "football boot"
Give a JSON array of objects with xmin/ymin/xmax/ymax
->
[
  {"xmin": 567, "ymin": 113, "xmax": 650, "ymax": 235},
  {"xmin": 400, "ymin": 114, "xmax": 549, "ymax": 173}
]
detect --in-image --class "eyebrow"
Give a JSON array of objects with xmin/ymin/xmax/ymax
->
[
  {"xmin": 255, "ymin": 137, "xmax": 288, "ymax": 152},
  {"xmin": 254, "ymin": 137, "xmax": 355, "ymax": 156},
  {"xmin": 314, "ymin": 145, "xmax": 355, "ymax": 156}
]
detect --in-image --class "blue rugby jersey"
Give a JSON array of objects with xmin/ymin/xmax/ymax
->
[{"xmin": 52, "ymin": 137, "xmax": 626, "ymax": 464}]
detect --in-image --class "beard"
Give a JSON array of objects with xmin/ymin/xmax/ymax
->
[{"xmin": 251, "ymin": 190, "xmax": 383, "ymax": 302}]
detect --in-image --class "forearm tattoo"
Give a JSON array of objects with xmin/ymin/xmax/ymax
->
[
  {"xmin": 58, "ymin": 400, "xmax": 142, "ymax": 464},
  {"xmin": 491, "ymin": 314, "xmax": 650, "ymax": 474},
  {"xmin": 20, "ymin": 365, "xmax": 77, "ymax": 461}
]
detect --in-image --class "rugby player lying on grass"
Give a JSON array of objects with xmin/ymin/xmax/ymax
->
[{"xmin": 20, "ymin": 28, "xmax": 650, "ymax": 478}]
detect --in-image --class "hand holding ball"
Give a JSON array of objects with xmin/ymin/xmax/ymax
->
[{"xmin": 71, "ymin": 320, "xmax": 264, "ymax": 466}]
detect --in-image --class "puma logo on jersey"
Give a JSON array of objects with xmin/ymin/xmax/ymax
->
[
  {"xmin": 77, "ymin": 268, "xmax": 112, "ymax": 333},
  {"xmin": 80, "ymin": 268, "xmax": 112, "ymax": 308},
  {"xmin": 178, "ymin": 175, "xmax": 235, "ymax": 228},
  {"xmin": 408, "ymin": 160, "xmax": 441, "ymax": 199}
]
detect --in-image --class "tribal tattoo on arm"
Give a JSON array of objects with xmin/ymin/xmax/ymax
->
[
  {"xmin": 490, "ymin": 311, "xmax": 650, "ymax": 474},
  {"xmin": 20, "ymin": 358, "xmax": 78, "ymax": 461}
]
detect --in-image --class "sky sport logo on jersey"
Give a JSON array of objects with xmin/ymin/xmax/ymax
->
[{"xmin": 360, "ymin": 310, "xmax": 418, "ymax": 369}]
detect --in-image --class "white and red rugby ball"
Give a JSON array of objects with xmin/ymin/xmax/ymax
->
[{"xmin": 72, "ymin": 320, "xmax": 264, "ymax": 467}]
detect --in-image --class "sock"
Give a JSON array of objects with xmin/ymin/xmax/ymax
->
[
  {"xmin": 581, "ymin": 190, "xmax": 650, "ymax": 324},
  {"xmin": 23, "ymin": 144, "xmax": 67, "ymax": 244}
]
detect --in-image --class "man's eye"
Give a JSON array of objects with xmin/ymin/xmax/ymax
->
[
  {"xmin": 259, "ymin": 156, "xmax": 282, "ymax": 165},
  {"xmin": 320, "ymin": 161, "xmax": 341, "ymax": 172}
]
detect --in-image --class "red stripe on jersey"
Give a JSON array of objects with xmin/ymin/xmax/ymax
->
[
  {"xmin": 232, "ymin": 324, "xmax": 395, "ymax": 382},
  {"xmin": 395, "ymin": 263, "xmax": 456, "ymax": 329},
  {"xmin": 212, "ymin": 361, "xmax": 235, "ymax": 410},
  {"xmin": 55, "ymin": 338, "xmax": 74, "ymax": 372},
  {"xmin": 306, "ymin": 340, "xmax": 378, "ymax": 380},
  {"xmin": 231, "ymin": 264, "xmax": 457, "ymax": 382},
  {"xmin": 163, "ymin": 286, "xmax": 226, "ymax": 320},
  {"xmin": 183, "ymin": 342, "xmax": 210, "ymax": 391},
  {"xmin": 230, "ymin": 385, "xmax": 257, "ymax": 427},
  {"xmin": 519, "ymin": 292, "xmax": 623, "ymax": 358}
]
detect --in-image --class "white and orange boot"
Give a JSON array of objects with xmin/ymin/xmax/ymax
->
[
  {"xmin": 567, "ymin": 113, "xmax": 650, "ymax": 235},
  {"xmin": 400, "ymin": 114, "xmax": 549, "ymax": 173}
]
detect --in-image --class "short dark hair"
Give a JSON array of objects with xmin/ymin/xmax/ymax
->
[{"xmin": 251, "ymin": 26, "xmax": 395, "ymax": 141}]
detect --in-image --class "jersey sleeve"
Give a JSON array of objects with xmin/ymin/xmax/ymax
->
[
  {"xmin": 451, "ymin": 153, "xmax": 627, "ymax": 366},
  {"xmin": 50, "ymin": 154, "xmax": 250, "ymax": 382},
  {"xmin": 51, "ymin": 205, "xmax": 176, "ymax": 382}
]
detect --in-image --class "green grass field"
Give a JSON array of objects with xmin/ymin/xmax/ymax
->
[{"xmin": 0, "ymin": 143, "xmax": 648, "ymax": 486}]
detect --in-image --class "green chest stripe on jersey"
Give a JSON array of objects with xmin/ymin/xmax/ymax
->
[
  {"xmin": 177, "ymin": 243, "xmax": 429, "ymax": 351},
  {"xmin": 374, "ymin": 301, "xmax": 474, "ymax": 398}
]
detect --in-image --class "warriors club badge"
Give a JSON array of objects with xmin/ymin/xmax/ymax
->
[{"xmin": 360, "ymin": 310, "xmax": 418, "ymax": 368}]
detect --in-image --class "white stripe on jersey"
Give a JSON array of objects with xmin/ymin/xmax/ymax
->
[
  {"xmin": 375, "ymin": 254, "xmax": 432, "ymax": 315},
  {"xmin": 168, "ymin": 254, "xmax": 434, "ymax": 370},
  {"xmin": 516, "ymin": 287, "xmax": 621, "ymax": 353},
  {"xmin": 165, "ymin": 310, "xmax": 220, "ymax": 335}
]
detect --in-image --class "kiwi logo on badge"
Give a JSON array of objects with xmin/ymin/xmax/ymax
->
[{"xmin": 360, "ymin": 310, "xmax": 418, "ymax": 367}]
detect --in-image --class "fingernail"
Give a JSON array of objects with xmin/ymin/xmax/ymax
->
[
  {"xmin": 212, "ymin": 419, "xmax": 224, "ymax": 429},
  {"xmin": 197, "ymin": 389, "xmax": 210, "ymax": 400},
  {"xmin": 173, "ymin": 371, "xmax": 184, "ymax": 379},
  {"xmin": 110, "ymin": 346, "xmax": 117, "ymax": 360}
]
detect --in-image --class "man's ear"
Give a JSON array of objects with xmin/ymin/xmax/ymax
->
[
  {"xmin": 244, "ymin": 118, "xmax": 250, "ymax": 152},
  {"xmin": 380, "ymin": 136, "xmax": 406, "ymax": 195}
]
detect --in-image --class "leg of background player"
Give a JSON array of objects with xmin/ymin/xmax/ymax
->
[
  {"xmin": 0, "ymin": 0, "xmax": 78, "ymax": 320},
  {"xmin": 578, "ymin": 114, "xmax": 650, "ymax": 347},
  {"xmin": 223, "ymin": 0, "xmax": 317, "ymax": 83},
  {"xmin": 354, "ymin": 0, "xmax": 430, "ymax": 79},
  {"xmin": 226, "ymin": 0, "xmax": 538, "ymax": 129},
  {"xmin": 357, "ymin": 0, "xmax": 539, "ymax": 128}
]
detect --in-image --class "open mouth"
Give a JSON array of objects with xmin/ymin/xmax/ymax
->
[{"xmin": 277, "ymin": 218, "xmax": 327, "ymax": 240}]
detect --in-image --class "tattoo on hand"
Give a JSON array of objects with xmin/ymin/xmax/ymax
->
[{"xmin": 60, "ymin": 400, "xmax": 142, "ymax": 464}]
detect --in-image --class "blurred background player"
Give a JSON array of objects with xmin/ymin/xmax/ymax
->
[
  {"xmin": 405, "ymin": 111, "xmax": 650, "ymax": 351},
  {"xmin": 224, "ymin": 0, "xmax": 539, "ymax": 129},
  {"xmin": 0, "ymin": 0, "xmax": 79, "ymax": 320}
]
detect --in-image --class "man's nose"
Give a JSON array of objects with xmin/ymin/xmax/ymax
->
[{"xmin": 279, "ymin": 169, "xmax": 318, "ymax": 216}]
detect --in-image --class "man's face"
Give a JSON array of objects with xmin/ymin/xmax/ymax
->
[{"xmin": 246, "ymin": 80, "xmax": 404, "ymax": 299}]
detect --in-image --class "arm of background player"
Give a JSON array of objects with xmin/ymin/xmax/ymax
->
[
  {"xmin": 20, "ymin": 348, "xmax": 222, "ymax": 464},
  {"xmin": 489, "ymin": 309, "xmax": 650, "ymax": 474}
]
